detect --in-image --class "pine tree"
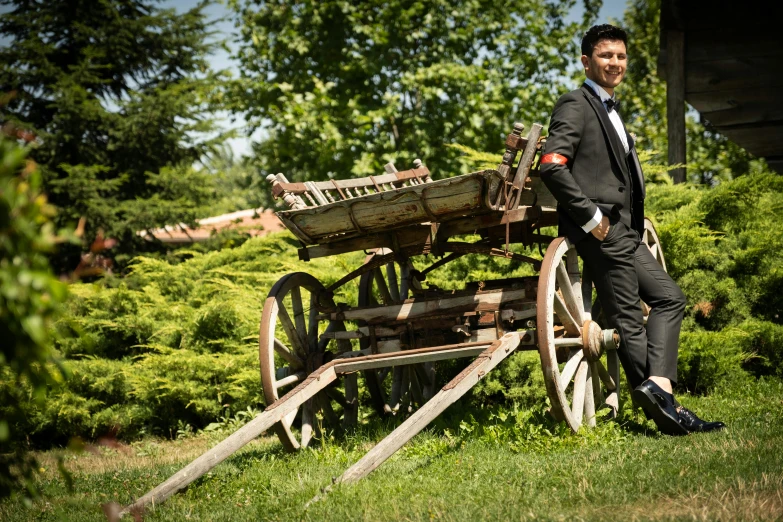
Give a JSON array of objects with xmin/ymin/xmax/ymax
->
[{"xmin": 0, "ymin": 0, "xmax": 228, "ymax": 270}]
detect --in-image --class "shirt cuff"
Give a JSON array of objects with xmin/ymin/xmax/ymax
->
[{"xmin": 581, "ymin": 207, "xmax": 603, "ymax": 233}]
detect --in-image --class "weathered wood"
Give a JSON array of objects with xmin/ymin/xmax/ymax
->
[
  {"xmin": 508, "ymin": 123, "xmax": 543, "ymax": 209},
  {"xmin": 571, "ymin": 361, "xmax": 588, "ymax": 426},
  {"xmin": 336, "ymin": 333, "xmax": 521, "ymax": 484},
  {"xmin": 277, "ymin": 170, "xmax": 504, "ymax": 245},
  {"xmin": 330, "ymin": 287, "xmax": 527, "ymax": 323},
  {"xmin": 498, "ymin": 122, "xmax": 525, "ymax": 179},
  {"xmin": 556, "ymin": 261, "xmax": 585, "ymax": 325},
  {"xmin": 122, "ymin": 365, "xmax": 338, "ymax": 516},
  {"xmin": 666, "ymin": 29, "xmax": 686, "ymax": 184},
  {"xmin": 606, "ymin": 350, "xmax": 620, "ymax": 415},
  {"xmin": 559, "ymin": 349, "xmax": 583, "ymax": 389},
  {"xmin": 553, "ymin": 291, "xmax": 581, "ymax": 337},
  {"xmin": 584, "ymin": 364, "xmax": 596, "ymax": 427}
]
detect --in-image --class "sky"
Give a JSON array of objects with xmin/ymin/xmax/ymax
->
[{"xmin": 165, "ymin": 0, "xmax": 631, "ymax": 158}]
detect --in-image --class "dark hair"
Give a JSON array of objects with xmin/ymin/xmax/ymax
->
[{"xmin": 581, "ymin": 24, "xmax": 627, "ymax": 57}]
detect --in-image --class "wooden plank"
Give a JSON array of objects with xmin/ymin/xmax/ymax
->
[
  {"xmin": 330, "ymin": 288, "xmax": 527, "ymax": 323},
  {"xmin": 508, "ymin": 123, "xmax": 543, "ymax": 209},
  {"xmin": 719, "ymin": 125, "xmax": 783, "ymax": 158},
  {"xmin": 336, "ymin": 333, "xmax": 521, "ymax": 484},
  {"xmin": 334, "ymin": 344, "xmax": 489, "ymax": 373},
  {"xmin": 278, "ymin": 171, "xmax": 500, "ymax": 244},
  {"xmin": 122, "ymin": 366, "xmax": 338, "ymax": 515},
  {"xmin": 685, "ymin": 57, "xmax": 783, "ymax": 94},
  {"xmin": 666, "ymin": 29, "xmax": 686, "ymax": 184},
  {"xmin": 685, "ymin": 30, "xmax": 783, "ymax": 63}
]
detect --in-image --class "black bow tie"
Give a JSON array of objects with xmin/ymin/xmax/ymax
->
[{"xmin": 605, "ymin": 98, "xmax": 620, "ymax": 113}]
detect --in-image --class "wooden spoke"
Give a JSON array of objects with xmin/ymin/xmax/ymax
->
[
  {"xmin": 275, "ymin": 371, "xmax": 305, "ymax": 390},
  {"xmin": 553, "ymin": 291, "xmax": 581, "ymax": 336},
  {"xmin": 308, "ymin": 292, "xmax": 319, "ymax": 351},
  {"xmin": 373, "ymin": 267, "xmax": 394, "ymax": 304},
  {"xmin": 584, "ymin": 364, "xmax": 596, "ymax": 427},
  {"xmin": 605, "ymin": 349, "xmax": 620, "ymax": 416},
  {"xmin": 300, "ymin": 400, "xmax": 315, "ymax": 448},
  {"xmin": 556, "ymin": 260, "xmax": 584, "ymax": 324},
  {"xmin": 273, "ymin": 338, "xmax": 304, "ymax": 369},
  {"xmin": 408, "ymin": 368, "xmax": 425, "ymax": 407},
  {"xmin": 358, "ymin": 248, "xmax": 435, "ymax": 415},
  {"xmin": 290, "ymin": 286, "xmax": 309, "ymax": 352},
  {"xmin": 559, "ymin": 349, "xmax": 583, "ymax": 389},
  {"xmin": 571, "ymin": 361, "xmax": 588, "ymax": 425},
  {"xmin": 282, "ymin": 409, "xmax": 297, "ymax": 430},
  {"xmin": 554, "ymin": 338, "xmax": 583, "ymax": 348},
  {"xmin": 259, "ymin": 272, "xmax": 359, "ymax": 451},
  {"xmin": 387, "ymin": 366, "xmax": 404, "ymax": 412},
  {"xmin": 318, "ymin": 393, "xmax": 340, "ymax": 429},
  {"xmin": 590, "ymin": 362, "xmax": 605, "ymax": 411},
  {"xmin": 386, "ymin": 263, "xmax": 400, "ymax": 301},
  {"xmin": 594, "ymin": 360, "xmax": 616, "ymax": 391},
  {"xmin": 277, "ymin": 305, "xmax": 306, "ymax": 356}
]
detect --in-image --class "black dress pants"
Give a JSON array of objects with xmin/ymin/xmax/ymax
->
[{"xmin": 575, "ymin": 220, "xmax": 686, "ymax": 390}]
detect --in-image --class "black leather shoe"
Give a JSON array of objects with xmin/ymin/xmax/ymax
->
[
  {"xmin": 676, "ymin": 406, "xmax": 725, "ymax": 433},
  {"xmin": 632, "ymin": 380, "xmax": 688, "ymax": 436}
]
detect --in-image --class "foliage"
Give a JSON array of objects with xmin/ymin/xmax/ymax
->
[
  {"xmin": 3, "ymin": 376, "xmax": 783, "ymax": 520},
  {"xmin": 228, "ymin": 0, "xmax": 600, "ymax": 182},
  {"xmin": 0, "ymin": 138, "xmax": 69, "ymax": 499},
  {"xmin": 0, "ymin": 0, "xmax": 230, "ymax": 270}
]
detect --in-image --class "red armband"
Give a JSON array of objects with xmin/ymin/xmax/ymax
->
[{"xmin": 540, "ymin": 153, "xmax": 568, "ymax": 165}]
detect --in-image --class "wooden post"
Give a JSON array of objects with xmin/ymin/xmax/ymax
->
[
  {"xmin": 336, "ymin": 333, "xmax": 521, "ymax": 484},
  {"xmin": 666, "ymin": 30, "xmax": 686, "ymax": 184}
]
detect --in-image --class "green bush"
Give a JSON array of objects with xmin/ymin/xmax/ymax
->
[
  {"xmin": 0, "ymin": 138, "xmax": 69, "ymax": 498},
  {"xmin": 9, "ymin": 164, "xmax": 783, "ymax": 447}
]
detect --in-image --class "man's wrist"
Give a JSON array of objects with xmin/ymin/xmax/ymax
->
[{"xmin": 581, "ymin": 207, "xmax": 603, "ymax": 233}]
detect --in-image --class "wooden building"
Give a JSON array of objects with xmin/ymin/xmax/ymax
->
[{"xmin": 659, "ymin": 0, "xmax": 783, "ymax": 178}]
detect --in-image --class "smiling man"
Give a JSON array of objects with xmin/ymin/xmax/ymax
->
[{"xmin": 540, "ymin": 24, "xmax": 725, "ymax": 435}]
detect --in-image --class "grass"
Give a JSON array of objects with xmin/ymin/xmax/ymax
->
[{"xmin": 2, "ymin": 374, "xmax": 782, "ymax": 521}]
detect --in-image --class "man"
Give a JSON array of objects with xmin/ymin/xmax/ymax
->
[{"xmin": 540, "ymin": 24, "xmax": 724, "ymax": 435}]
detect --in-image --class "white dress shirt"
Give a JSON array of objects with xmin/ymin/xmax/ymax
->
[{"xmin": 581, "ymin": 78, "xmax": 629, "ymax": 233}]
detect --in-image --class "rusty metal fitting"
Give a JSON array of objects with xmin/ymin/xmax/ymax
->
[{"xmin": 581, "ymin": 320, "xmax": 604, "ymax": 361}]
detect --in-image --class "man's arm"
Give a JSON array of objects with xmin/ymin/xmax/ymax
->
[{"xmin": 540, "ymin": 94, "xmax": 605, "ymax": 235}]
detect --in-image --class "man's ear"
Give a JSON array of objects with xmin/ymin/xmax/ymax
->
[{"xmin": 580, "ymin": 55, "xmax": 590, "ymax": 71}]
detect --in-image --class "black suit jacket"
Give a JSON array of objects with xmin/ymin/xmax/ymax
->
[{"xmin": 540, "ymin": 83, "xmax": 646, "ymax": 243}]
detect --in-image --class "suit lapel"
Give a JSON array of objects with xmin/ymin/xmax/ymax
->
[{"xmin": 580, "ymin": 84, "xmax": 630, "ymax": 180}]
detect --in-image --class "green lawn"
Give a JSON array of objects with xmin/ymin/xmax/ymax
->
[{"xmin": 3, "ymin": 376, "xmax": 782, "ymax": 521}]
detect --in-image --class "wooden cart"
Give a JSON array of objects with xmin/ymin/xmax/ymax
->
[{"xmin": 124, "ymin": 122, "xmax": 668, "ymax": 514}]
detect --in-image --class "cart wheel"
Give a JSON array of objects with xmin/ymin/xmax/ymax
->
[
  {"xmin": 537, "ymin": 237, "xmax": 621, "ymax": 433},
  {"xmin": 358, "ymin": 248, "xmax": 436, "ymax": 415},
  {"xmin": 641, "ymin": 217, "xmax": 668, "ymax": 323},
  {"xmin": 642, "ymin": 217, "xmax": 667, "ymax": 272},
  {"xmin": 259, "ymin": 272, "xmax": 358, "ymax": 451}
]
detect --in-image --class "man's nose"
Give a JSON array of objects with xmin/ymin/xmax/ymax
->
[{"xmin": 609, "ymin": 55, "xmax": 619, "ymax": 65}]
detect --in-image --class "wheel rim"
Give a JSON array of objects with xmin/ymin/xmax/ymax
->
[
  {"xmin": 641, "ymin": 217, "xmax": 668, "ymax": 322},
  {"xmin": 642, "ymin": 217, "xmax": 667, "ymax": 272},
  {"xmin": 536, "ymin": 237, "xmax": 621, "ymax": 432},
  {"xmin": 259, "ymin": 272, "xmax": 358, "ymax": 451},
  {"xmin": 358, "ymin": 248, "xmax": 435, "ymax": 415}
]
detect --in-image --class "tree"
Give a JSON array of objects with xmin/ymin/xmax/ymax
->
[
  {"xmin": 0, "ymin": 0, "xmax": 228, "ymax": 271},
  {"xmin": 229, "ymin": 0, "xmax": 600, "ymax": 183}
]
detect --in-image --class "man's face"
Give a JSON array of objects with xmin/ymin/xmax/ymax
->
[{"xmin": 581, "ymin": 39, "xmax": 627, "ymax": 93}]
